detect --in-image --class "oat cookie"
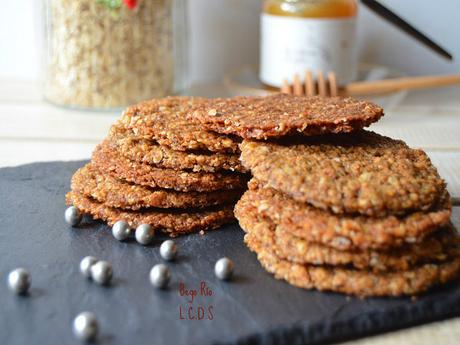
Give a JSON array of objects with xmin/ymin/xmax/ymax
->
[
  {"xmin": 236, "ymin": 182, "xmax": 451, "ymax": 250},
  {"xmin": 244, "ymin": 231, "xmax": 460, "ymax": 297},
  {"xmin": 109, "ymin": 124, "xmax": 246, "ymax": 173},
  {"xmin": 240, "ymin": 131, "xmax": 446, "ymax": 216},
  {"xmin": 71, "ymin": 164, "xmax": 244, "ymax": 210},
  {"xmin": 236, "ymin": 201, "xmax": 458, "ymax": 272},
  {"xmin": 188, "ymin": 94, "xmax": 383, "ymax": 139},
  {"xmin": 66, "ymin": 191, "xmax": 235, "ymax": 237},
  {"xmin": 92, "ymin": 142, "xmax": 248, "ymax": 192},
  {"xmin": 119, "ymin": 96, "xmax": 240, "ymax": 153}
]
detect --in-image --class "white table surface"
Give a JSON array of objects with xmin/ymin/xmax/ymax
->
[{"xmin": 1, "ymin": 79, "xmax": 460, "ymax": 344}]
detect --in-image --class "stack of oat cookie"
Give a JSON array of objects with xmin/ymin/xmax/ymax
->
[
  {"xmin": 66, "ymin": 97, "xmax": 249, "ymax": 237},
  {"xmin": 189, "ymin": 93, "xmax": 460, "ymax": 296}
]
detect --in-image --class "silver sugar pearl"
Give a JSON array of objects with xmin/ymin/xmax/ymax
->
[
  {"xmin": 112, "ymin": 220, "xmax": 131, "ymax": 241},
  {"xmin": 215, "ymin": 257, "xmax": 234, "ymax": 280},
  {"xmin": 7, "ymin": 268, "xmax": 31, "ymax": 295},
  {"xmin": 160, "ymin": 240, "xmax": 177, "ymax": 261},
  {"xmin": 90, "ymin": 261, "xmax": 113, "ymax": 286},
  {"xmin": 73, "ymin": 311, "xmax": 99, "ymax": 342},
  {"xmin": 135, "ymin": 224, "xmax": 154, "ymax": 245},
  {"xmin": 65, "ymin": 206, "xmax": 82, "ymax": 227},
  {"xmin": 149, "ymin": 264, "xmax": 170, "ymax": 289},
  {"xmin": 79, "ymin": 256, "xmax": 98, "ymax": 278}
]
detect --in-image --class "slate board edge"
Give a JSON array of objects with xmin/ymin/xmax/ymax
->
[{"xmin": 216, "ymin": 281, "xmax": 460, "ymax": 345}]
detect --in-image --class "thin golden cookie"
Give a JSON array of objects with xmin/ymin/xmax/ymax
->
[
  {"xmin": 240, "ymin": 131, "xmax": 446, "ymax": 216},
  {"xmin": 92, "ymin": 142, "xmax": 248, "ymax": 192},
  {"xmin": 188, "ymin": 94, "xmax": 383, "ymax": 139},
  {"xmin": 71, "ymin": 164, "xmax": 244, "ymax": 210},
  {"xmin": 237, "ymin": 182, "xmax": 451, "ymax": 250},
  {"xmin": 109, "ymin": 124, "xmax": 246, "ymax": 173},
  {"xmin": 236, "ymin": 202, "xmax": 459, "ymax": 272},
  {"xmin": 66, "ymin": 191, "xmax": 235, "ymax": 237},
  {"xmin": 119, "ymin": 96, "xmax": 239, "ymax": 153},
  {"xmin": 244, "ymin": 232, "xmax": 460, "ymax": 297}
]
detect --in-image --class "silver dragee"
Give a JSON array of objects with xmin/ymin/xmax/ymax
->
[
  {"xmin": 150, "ymin": 264, "xmax": 170, "ymax": 289},
  {"xmin": 65, "ymin": 206, "xmax": 82, "ymax": 226},
  {"xmin": 80, "ymin": 256, "xmax": 98, "ymax": 278},
  {"xmin": 215, "ymin": 257, "xmax": 234, "ymax": 280},
  {"xmin": 7, "ymin": 268, "xmax": 31, "ymax": 295},
  {"xmin": 73, "ymin": 311, "xmax": 99, "ymax": 341},
  {"xmin": 112, "ymin": 220, "xmax": 131, "ymax": 241},
  {"xmin": 90, "ymin": 261, "xmax": 113, "ymax": 285},
  {"xmin": 160, "ymin": 240, "xmax": 177, "ymax": 261},
  {"xmin": 135, "ymin": 224, "xmax": 155, "ymax": 245}
]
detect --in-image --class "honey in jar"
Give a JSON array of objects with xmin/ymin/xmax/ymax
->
[{"xmin": 260, "ymin": 0, "xmax": 358, "ymax": 87}]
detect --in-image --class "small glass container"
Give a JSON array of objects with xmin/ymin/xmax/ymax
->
[
  {"xmin": 42, "ymin": 0, "xmax": 188, "ymax": 110},
  {"xmin": 260, "ymin": 0, "xmax": 358, "ymax": 88}
]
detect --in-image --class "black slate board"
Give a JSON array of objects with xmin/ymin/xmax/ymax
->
[{"xmin": 1, "ymin": 161, "xmax": 460, "ymax": 345}]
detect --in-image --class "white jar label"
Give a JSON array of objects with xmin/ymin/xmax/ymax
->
[{"xmin": 260, "ymin": 14, "xmax": 357, "ymax": 87}]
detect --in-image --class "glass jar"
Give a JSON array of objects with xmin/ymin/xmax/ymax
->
[
  {"xmin": 260, "ymin": 0, "xmax": 358, "ymax": 88},
  {"xmin": 42, "ymin": 0, "xmax": 188, "ymax": 110}
]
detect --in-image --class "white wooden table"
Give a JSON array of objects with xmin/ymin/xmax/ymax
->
[{"xmin": 1, "ymin": 79, "xmax": 460, "ymax": 344}]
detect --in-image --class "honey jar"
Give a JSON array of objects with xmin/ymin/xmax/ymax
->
[{"xmin": 260, "ymin": 0, "xmax": 358, "ymax": 88}]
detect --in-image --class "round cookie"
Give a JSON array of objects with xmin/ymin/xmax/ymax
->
[
  {"xmin": 109, "ymin": 124, "xmax": 247, "ymax": 173},
  {"xmin": 92, "ymin": 141, "xmax": 248, "ymax": 192},
  {"xmin": 71, "ymin": 164, "xmax": 244, "ymax": 210},
  {"xmin": 237, "ymin": 200, "xmax": 459, "ymax": 272},
  {"xmin": 66, "ymin": 191, "xmax": 235, "ymax": 237},
  {"xmin": 244, "ymin": 224, "xmax": 460, "ymax": 297},
  {"xmin": 245, "ymin": 234, "xmax": 460, "ymax": 297},
  {"xmin": 187, "ymin": 94, "xmax": 384, "ymax": 139},
  {"xmin": 240, "ymin": 131, "xmax": 446, "ymax": 216},
  {"xmin": 119, "ymin": 96, "xmax": 240, "ymax": 153},
  {"xmin": 236, "ymin": 182, "xmax": 451, "ymax": 250}
]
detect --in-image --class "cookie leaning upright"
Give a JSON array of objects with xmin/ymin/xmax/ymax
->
[
  {"xmin": 187, "ymin": 93, "xmax": 384, "ymax": 139},
  {"xmin": 66, "ymin": 96, "xmax": 249, "ymax": 237}
]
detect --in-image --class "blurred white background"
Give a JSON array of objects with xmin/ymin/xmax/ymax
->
[{"xmin": 0, "ymin": 0, "xmax": 458, "ymax": 84}]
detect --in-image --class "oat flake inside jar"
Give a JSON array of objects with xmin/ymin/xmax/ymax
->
[{"xmin": 42, "ymin": 0, "xmax": 187, "ymax": 110}]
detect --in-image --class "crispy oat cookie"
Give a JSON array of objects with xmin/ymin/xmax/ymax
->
[
  {"xmin": 240, "ymin": 131, "xmax": 446, "ymax": 216},
  {"xmin": 245, "ymin": 234, "xmax": 460, "ymax": 297},
  {"xmin": 188, "ymin": 94, "xmax": 383, "ymax": 139},
  {"xmin": 66, "ymin": 191, "xmax": 235, "ymax": 237},
  {"xmin": 109, "ymin": 124, "xmax": 247, "ymax": 173},
  {"xmin": 92, "ymin": 141, "xmax": 248, "ymax": 192},
  {"xmin": 236, "ymin": 182, "xmax": 451, "ymax": 250},
  {"xmin": 119, "ymin": 96, "xmax": 240, "ymax": 153},
  {"xmin": 236, "ymin": 200, "xmax": 459, "ymax": 272},
  {"xmin": 71, "ymin": 164, "xmax": 244, "ymax": 210}
]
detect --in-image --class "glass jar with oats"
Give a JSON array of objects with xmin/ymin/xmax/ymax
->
[{"xmin": 42, "ymin": 0, "xmax": 188, "ymax": 110}]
